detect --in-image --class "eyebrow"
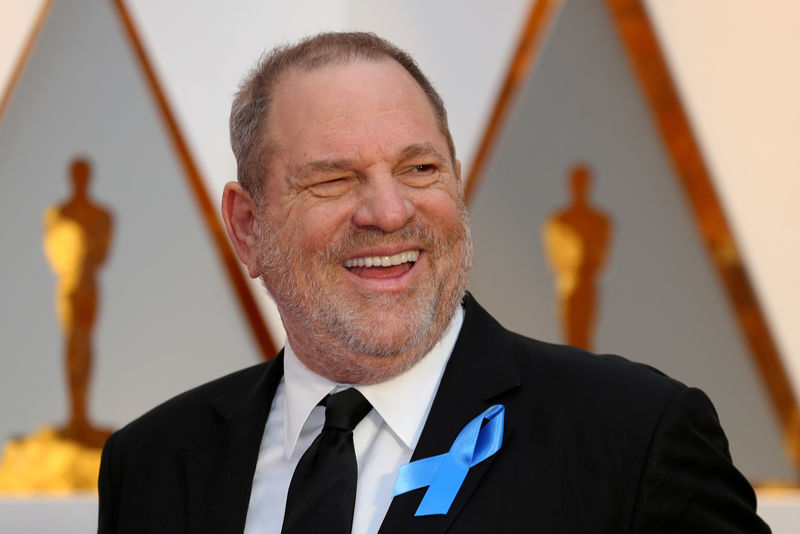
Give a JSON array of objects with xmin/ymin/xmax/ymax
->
[
  {"xmin": 293, "ymin": 142, "xmax": 449, "ymax": 182},
  {"xmin": 399, "ymin": 142, "xmax": 448, "ymax": 165},
  {"xmin": 298, "ymin": 159, "xmax": 352, "ymax": 175},
  {"xmin": 292, "ymin": 159, "xmax": 353, "ymax": 184}
]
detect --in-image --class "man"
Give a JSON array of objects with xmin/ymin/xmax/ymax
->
[{"xmin": 98, "ymin": 32, "xmax": 770, "ymax": 533}]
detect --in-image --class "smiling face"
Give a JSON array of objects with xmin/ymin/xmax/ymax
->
[{"xmin": 251, "ymin": 59, "xmax": 472, "ymax": 383}]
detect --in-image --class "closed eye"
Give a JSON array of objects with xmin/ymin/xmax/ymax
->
[{"xmin": 307, "ymin": 176, "xmax": 354, "ymax": 197}]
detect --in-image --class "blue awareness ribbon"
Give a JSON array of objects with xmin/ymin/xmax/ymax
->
[{"xmin": 392, "ymin": 404, "xmax": 505, "ymax": 516}]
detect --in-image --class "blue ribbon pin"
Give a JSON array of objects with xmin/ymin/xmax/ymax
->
[{"xmin": 392, "ymin": 404, "xmax": 505, "ymax": 516}]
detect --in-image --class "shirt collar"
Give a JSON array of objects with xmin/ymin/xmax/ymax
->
[{"xmin": 282, "ymin": 306, "xmax": 464, "ymax": 459}]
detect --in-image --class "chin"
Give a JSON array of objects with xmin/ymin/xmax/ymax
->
[
  {"xmin": 340, "ymin": 313, "xmax": 432, "ymax": 358},
  {"xmin": 333, "ymin": 345, "xmax": 429, "ymax": 385}
]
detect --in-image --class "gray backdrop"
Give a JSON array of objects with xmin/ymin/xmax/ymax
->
[{"xmin": 467, "ymin": 0, "xmax": 792, "ymax": 481}]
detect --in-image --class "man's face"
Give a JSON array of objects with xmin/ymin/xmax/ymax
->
[{"xmin": 253, "ymin": 59, "xmax": 472, "ymax": 383}]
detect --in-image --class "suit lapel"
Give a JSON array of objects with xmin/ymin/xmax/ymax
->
[
  {"xmin": 186, "ymin": 352, "xmax": 284, "ymax": 534},
  {"xmin": 379, "ymin": 295, "xmax": 521, "ymax": 534}
]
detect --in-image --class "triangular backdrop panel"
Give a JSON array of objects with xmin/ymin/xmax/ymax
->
[
  {"xmin": 0, "ymin": 0, "xmax": 261, "ymax": 443},
  {"xmin": 467, "ymin": 0, "xmax": 792, "ymax": 481}
]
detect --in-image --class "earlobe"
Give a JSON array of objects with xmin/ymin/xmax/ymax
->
[{"xmin": 221, "ymin": 182, "xmax": 261, "ymax": 278}]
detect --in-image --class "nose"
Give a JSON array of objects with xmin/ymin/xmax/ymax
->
[{"xmin": 352, "ymin": 174, "xmax": 415, "ymax": 232}]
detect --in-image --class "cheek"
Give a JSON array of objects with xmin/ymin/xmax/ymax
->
[
  {"xmin": 283, "ymin": 202, "xmax": 354, "ymax": 251},
  {"xmin": 416, "ymin": 190, "xmax": 464, "ymax": 229}
]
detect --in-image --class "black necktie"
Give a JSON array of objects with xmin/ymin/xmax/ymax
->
[{"xmin": 281, "ymin": 388, "xmax": 373, "ymax": 534}]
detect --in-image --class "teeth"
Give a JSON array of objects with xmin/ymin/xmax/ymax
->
[{"xmin": 343, "ymin": 250, "xmax": 420, "ymax": 268}]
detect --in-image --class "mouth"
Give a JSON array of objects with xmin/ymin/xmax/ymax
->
[{"xmin": 342, "ymin": 249, "xmax": 420, "ymax": 278}]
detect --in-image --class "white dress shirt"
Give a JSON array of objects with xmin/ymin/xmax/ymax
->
[{"xmin": 242, "ymin": 306, "xmax": 464, "ymax": 534}]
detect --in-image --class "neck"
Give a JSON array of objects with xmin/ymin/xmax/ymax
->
[
  {"xmin": 283, "ymin": 299, "xmax": 461, "ymax": 385},
  {"xmin": 285, "ymin": 328, "xmax": 433, "ymax": 385}
]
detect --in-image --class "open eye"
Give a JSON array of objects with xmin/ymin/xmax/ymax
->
[
  {"xmin": 410, "ymin": 164, "xmax": 435, "ymax": 174},
  {"xmin": 402, "ymin": 163, "xmax": 438, "ymax": 187}
]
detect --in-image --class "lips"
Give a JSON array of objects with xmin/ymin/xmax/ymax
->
[
  {"xmin": 342, "ymin": 249, "xmax": 420, "ymax": 268},
  {"xmin": 343, "ymin": 249, "xmax": 420, "ymax": 279}
]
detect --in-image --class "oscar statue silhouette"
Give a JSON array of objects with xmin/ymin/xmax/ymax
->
[
  {"xmin": 43, "ymin": 158, "xmax": 113, "ymax": 448},
  {"xmin": 543, "ymin": 164, "xmax": 612, "ymax": 351},
  {"xmin": 0, "ymin": 157, "xmax": 114, "ymax": 494}
]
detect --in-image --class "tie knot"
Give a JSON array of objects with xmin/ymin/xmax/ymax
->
[{"xmin": 323, "ymin": 388, "xmax": 372, "ymax": 431}]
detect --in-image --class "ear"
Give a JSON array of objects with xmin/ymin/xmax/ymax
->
[
  {"xmin": 221, "ymin": 182, "xmax": 261, "ymax": 278},
  {"xmin": 455, "ymin": 158, "xmax": 464, "ymax": 188}
]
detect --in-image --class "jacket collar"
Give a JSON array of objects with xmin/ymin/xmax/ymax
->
[{"xmin": 182, "ymin": 293, "xmax": 520, "ymax": 534}]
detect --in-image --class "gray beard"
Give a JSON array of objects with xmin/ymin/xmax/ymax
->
[{"xmin": 255, "ymin": 204, "xmax": 473, "ymax": 382}]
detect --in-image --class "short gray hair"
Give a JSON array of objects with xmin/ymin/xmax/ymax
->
[{"xmin": 229, "ymin": 31, "xmax": 456, "ymax": 197}]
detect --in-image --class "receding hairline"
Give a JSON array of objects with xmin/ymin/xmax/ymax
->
[
  {"xmin": 230, "ymin": 31, "xmax": 456, "ymax": 198},
  {"xmin": 256, "ymin": 57, "xmax": 455, "ymax": 186}
]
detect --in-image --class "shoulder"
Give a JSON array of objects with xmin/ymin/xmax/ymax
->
[
  {"xmin": 518, "ymin": 334, "xmax": 682, "ymax": 407},
  {"xmin": 112, "ymin": 359, "xmax": 276, "ymax": 448},
  {"xmin": 460, "ymin": 295, "xmax": 767, "ymax": 531},
  {"xmin": 98, "ymin": 358, "xmax": 281, "ymax": 531},
  {"xmin": 463, "ymin": 293, "xmax": 684, "ymax": 398},
  {"xmin": 465, "ymin": 294, "xmax": 717, "ymax": 452}
]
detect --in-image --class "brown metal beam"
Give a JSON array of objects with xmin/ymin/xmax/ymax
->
[
  {"xmin": 607, "ymin": 0, "xmax": 800, "ymax": 480},
  {"xmin": 112, "ymin": 0, "xmax": 277, "ymax": 360}
]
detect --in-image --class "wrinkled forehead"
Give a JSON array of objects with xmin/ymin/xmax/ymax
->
[
  {"xmin": 271, "ymin": 59, "xmax": 436, "ymax": 129},
  {"xmin": 267, "ymin": 60, "xmax": 445, "ymax": 164}
]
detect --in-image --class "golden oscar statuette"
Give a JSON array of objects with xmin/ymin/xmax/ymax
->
[
  {"xmin": 0, "ymin": 158, "xmax": 114, "ymax": 495},
  {"xmin": 543, "ymin": 164, "xmax": 613, "ymax": 351}
]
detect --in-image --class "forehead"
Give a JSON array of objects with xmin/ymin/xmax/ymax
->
[{"xmin": 265, "ymin": 60, "xmax": 444, "ymax": 168}]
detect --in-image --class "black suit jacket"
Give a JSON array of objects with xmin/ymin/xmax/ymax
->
[{"xmin": 98, "ymin": 295, "xmax": 770, "ymax": 533}]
